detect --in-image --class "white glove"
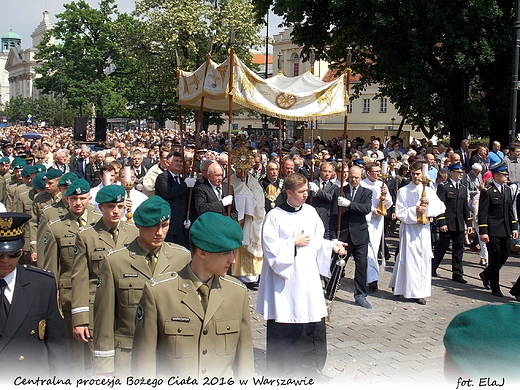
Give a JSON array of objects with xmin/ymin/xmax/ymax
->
[
  {"xmin": 338, "ymin": 196, "xmax": 351, "ymax": 208},
  {"xmin": 222, "ymin": 195, "xmax": 233, "ymax": 206},
  {"xmin": 183, "ymin": 219, "xmax": 191, "ymax": 229},
  {"xmin": 184, "ymin": 177, "xmax": 196, "ymax": 188},
  {"xmin": 308, "ymin": 182, "xmax": 319, "ymax": 195}
]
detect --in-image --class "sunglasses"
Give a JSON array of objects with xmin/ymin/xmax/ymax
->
[{"xmin": 0, "ymin": 250, "xmax": 23, "ymax": 259}]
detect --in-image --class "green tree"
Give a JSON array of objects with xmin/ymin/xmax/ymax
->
[
  {"xmin": 253, "ymin": 0, "xmax": 515, "ymax": 148},
  {"xmin": 133, "ymin": 0, "xmax": 264, "ymax": 130},
  {"xmin": 34, "ymin": 0, "xmax": 132, "ymax": 119}
]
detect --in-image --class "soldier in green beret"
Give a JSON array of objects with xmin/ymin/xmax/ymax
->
[
  {"xmin": 0, "ymin": 156, "xmax": 11, "ymax": 204},
  {"xmin": 38, "ymin": 172, "xmax": 79, "ymax": 228},
  {"xmin": 71, "ymin": 184, "xmax": 138, "ymax": 361},
  {"xmin": 131, "ymin": 212, "xmax": 254, "ymax": 380},
  {"xmin": 4, "ymin": 157, "xmax": 27, "ymax": 209},
  {"xmin": 12, "ymin": 172, "xmax": 47, "ymax": 264},
  {"xmin": 93, "ymin": 196, "xmax": 191, "ymax": 378},
  {"xmin": 5, "ymin": 165, "xmax": 38, "ymax": 212},
  {"xmin": 38, "ymin": 179, "xmax": 101, "ymax": 378},
  {"xmin": 28, "ymin": 168, "xmax": 64, "ymax": 263}
]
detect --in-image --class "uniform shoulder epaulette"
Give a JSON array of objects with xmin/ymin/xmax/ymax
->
[
  {"xmin": 23, "ymin": 264, "xmax": 55, "ymax": 278},
  {"xmin": 106, "ymin": 246, "xmax": 127, "ymax": 257},
  {"xmin": 150, "ymin": 271, "xmax": 178, "ymax": 287},
  {"xmin": 78, "ymin": 225, "xmax": 93, "ymax": 234},
  {"xmin": 123, "ymin": 220, "xmax": 136, "ymax": 227},
  {"xmin": 42, "ymin": 203, "xmax": 56, "ymax": 211},
  {"xmin": 165, "ymin": 242, "xmax": 190, "ymax": 253},
  {"xmin": 48, "ymin": 216, "xmax": 63, "ymax": 226},
  {"xmin": 220, "ymin": 275, "xmax": 247, "ymax": 289}
]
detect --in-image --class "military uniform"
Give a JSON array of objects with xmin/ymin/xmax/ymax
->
[
  {"xmin": 131, "ymin": 265, "xmax": 254, "ymax": 379},
  {"xmin": 38, "ymin": 208, "xmax": 101, "ymax": 377},
  {"xmin": 70, "ymin": 219, "xmax": 138, "ymax": 331},
  {"xmin": 13, "ymin": 186, "xmax": 39, "ymax": 264},
  {"xmin": 30, "ymin": 191, "xmax": 62, "ymax": 255},
  {"xmin": 93, "ymin": 239, "xmax": 190, "ymax": 376},
  {"xmin": 478, "ymin": 181, "xmax": 517, "ymax": 295},
  {"xmin": 432, "ymin": 178, "xmax": 472, "ymax": 280},
  {"xmin": 0, "ymin": 212, "xmax": 69, "ymax": 380}
]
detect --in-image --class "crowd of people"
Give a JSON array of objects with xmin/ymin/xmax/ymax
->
[{"xmin": 0, "ymin": 124, "xmax": 519, "ymax": 383}]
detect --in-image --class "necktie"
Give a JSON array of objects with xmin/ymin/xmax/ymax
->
[
  {"xmin": 147, "ymin": 251, "xmax": 157, "ymax": 274},
  {"xmin": 351, "ymin": 186, "xmax": 357, "ymax": 199},
  {"xmin": 322, "ymin": 181, "xmax": 326, "ymax": 189},
  {"xmin": 110, "ymin": 227, "xmax": 119, "ymax": 244},
  {"xmin": 0, "ymin": 279, "xmax": 9, "ymax": 335},
  {"xmin": 216, "ymin": 186, "xmax": 222, "ymax": 200},
  {"xmin": 198, "ymin": 283, "xmax": 210, "ymax": 312},
  {"xmin": 174, "ymin": 175, "xmax": 180, "ymax": 185},
  {"xmin": 77, "ymin": 216, "xmax": 85, "ymax": 227}
]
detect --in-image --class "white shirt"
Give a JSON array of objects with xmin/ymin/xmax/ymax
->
[{"xmin": 2, "ymin": 266, "xmax": 16, "ymax": 304}]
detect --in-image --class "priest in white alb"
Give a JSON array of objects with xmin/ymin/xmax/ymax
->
[
  {"xmin": 256, "ymin": 173, "xmax": 347, "ymax": 381},
  {"xmin": 389, "ymin": 161, "xmax": 446, "ymax": 305}
]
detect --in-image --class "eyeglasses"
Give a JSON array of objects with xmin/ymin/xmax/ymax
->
[{"xmin": 0, "ymin": 250, "xmax": 22, "ymax": 259}]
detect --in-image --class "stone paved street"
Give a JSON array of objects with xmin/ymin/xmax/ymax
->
[{"xmin": 247, "ymin": 236, "xmax": 520, "ymax": 389}]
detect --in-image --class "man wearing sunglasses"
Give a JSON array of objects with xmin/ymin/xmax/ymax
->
[{"xmin": 0, "ymin": 212, "xmax": 68, "ymax": 380}]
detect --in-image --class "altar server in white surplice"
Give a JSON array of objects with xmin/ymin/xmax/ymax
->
[
  {"xmin": 389, "ymin": 161, "xmax": 445, "ymax": 305},
  {"xmin": 360, "ymin": 162, "xmax": 393, "ymax": 290},
  {"xmin": 256, "ymin": 173, "xmax": 347, "ymax": 381}
]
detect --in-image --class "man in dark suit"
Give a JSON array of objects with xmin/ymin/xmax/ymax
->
[
  {"xmin": 74, "ymin": 148, "xmax": 91, "ymax": 179},
  {"xmin": 308, "ymin": 161, "xmax": 338, "ymax": 239},
  {"xmin": 155, "ymin": 151, "xmax": 196, "ymax": 248},
  {"xmin": 432, "ymin": 163, "xmax": 473, "ymax": 283},
  {"xmin": 478, "ymin": 163, "xmax": 518, "ymax": 297},
  {"xmin": 194, "ymin": 163, "xmax": 238, "ymax": 221},
  {"xmin": 328, "ymin": 165, "xmax": 373, "ymax": 308},
  {"xmin": 261, "ymin": 161, "xmax": 285, "ymax": 213},
  {"xmin": 0, "ymin": 212, "xmax": 69, "ymax": 380},
  {"xmin": 130, "ymin": 150, "xmax": 148, "ymax": 180}
]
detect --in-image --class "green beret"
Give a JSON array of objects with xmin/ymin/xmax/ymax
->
[
  {"xmin": 58, "ymin": 172, "xmax": 79, "ymax": 186},
  {"xmin": 65, "ymin": 179, "xmax": 91, "ymax": 196},
  {"xmin": 33, "ymin": 164, "xmax": 47, "ymax": 173},
  {"xmin": 95, "ymin": 184, "xmax": 126, "ymax": 204},
  {"xmin": 11, "ymin": 157, "xmax": 27, "ymax": 169},
  {"xmin": 133, "ymin": 196, "xmax": 171, "ymax": 228},
  {"xmin": 43, "ymin": 168, "xmax": 63, "ymax": 180},
  {"xmin": 33, "ymin": 172, "xmax": 47, "ymax": 190},
  {"xmin": 21, "ymin": 165, "xmax": 38, "ymax": 177},
  {"xmin": 444, "ymin": 303, "xmax": 520, "ymax": 379},
  {"xmin": 190, "ymin": 212, "xmax": 243, "ymax": 253},
  {"xmin": 0, "ymin": 156, "xmax": 10, "ymax": 164}
]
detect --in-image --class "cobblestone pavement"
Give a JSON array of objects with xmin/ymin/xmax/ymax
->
[{"xmin": 247, "ymin": 236, "xmax": 520, "ymax": 389}]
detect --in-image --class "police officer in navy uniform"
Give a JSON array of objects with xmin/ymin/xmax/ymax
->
[
  {"xmin": 478, "ymin": 163, "xmax": 518, "ymax": 297},
  {"xmin": 0, "ymin": 212, "xmax": 68, "ymax": 381},
  {"xmin": 432, "ymin": 163, "xmax": 472, "ymax": 283}
]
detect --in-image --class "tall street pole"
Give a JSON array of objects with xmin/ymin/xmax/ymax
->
[{"xmin": 509, "ymin": 1, "xmax": 520, "ymax": 146}]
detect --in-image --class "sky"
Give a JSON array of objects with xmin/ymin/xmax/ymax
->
[{"xmin": 3, "ymin": 0, "xmax": 284, "ymax": 53}]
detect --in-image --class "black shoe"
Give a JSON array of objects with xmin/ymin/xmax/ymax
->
[
  {"xmin": 510, "ymin": 289, "xmax": 520, "ymax": 302},
  {"xmin": 354, "ymin": 295, "xmax": 372, "ymax": 309},
  {"xmin": 492, "ymin": 290, "xmax": 504, "ymax": 297},
  {"xmin": 452, "ymin": 276, "xmax": 467, "ymax": 284},
  {"xmin": 368, "ymin": 281, "xmax": 378, "ymax": 290},
  {"xmin": 412, "ymin": 298, "xmax": 426, "ymax": 305},
  {"xmin": 479, "ymin": 272, "xmax": 490, "ymax": 290}
]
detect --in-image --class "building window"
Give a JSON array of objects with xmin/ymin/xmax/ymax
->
[
  {"xmin": 379, "ymin": 98, "xmax": 387, "ymax": 113},
  {"xmin": 363, "ymin": 99, "xmax": 370, "ymax": 113},
  {"xmin": 347, "ymin": 101, "xmax": 353, "ymax": 113},
  {"xmin": 293, "ymin": 62, "xmax": 299, "ymax": 77}
]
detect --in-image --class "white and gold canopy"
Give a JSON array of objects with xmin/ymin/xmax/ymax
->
[{"xmin": 178, "ymin": 53, "xmax": 348, "ymax": 120}]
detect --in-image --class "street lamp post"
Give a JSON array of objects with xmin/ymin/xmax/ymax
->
[{"xmin": 510, "ymin": 0, "xmax": 520, "ymax": 146}]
